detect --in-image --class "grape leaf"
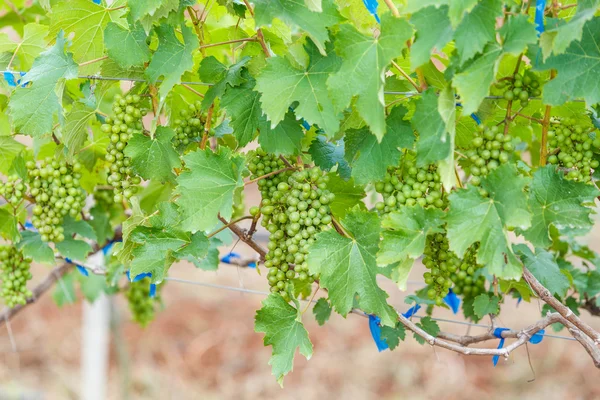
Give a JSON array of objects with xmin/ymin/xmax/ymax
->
[
  {"xmin": 124, "ymin": 126, "xmax": 181, "ymax": 183},
  {"xmin": 89, "ymin": 205, "xmax": 112, "ymax": 247},
  {"xmin": 62, "ymin": 216, "xmax": 97, "ymax": 241},
  {"xmin": 217, "ymin": 0, "xmax": 247, "ymax": 17},
  {"xmin": 128, "ymin": 0, "xmax": 179, "ymax": 31},
  {"xmin": 308, "ymin": 135, "xmax": 351, "ymax": 180},
  {"xmin": 56, "ymin": 237, "xmax": 92, "ymax": 261},
  {"xmin": 412, "ymin": 89, "xmax": 451, "ymax": 166},
  {"xmin": 17, "ymin": 231, "xmax": 54, "ymax": 264},
  {"xmin": 540, "ymin": 0, "xmax": 600, "ymax": 59},
  {"xmin": 307, "ymin": 209, "xmax": 398, "ymax": 326},
  {"xmin": 345, "ymin": 106, "xmax": 412, "ymax": 185},
  {"xmin": 258, "ymin": 111, "xmax": 304, "ymax": 156},
  {"xmin": 104, "ymin": 21, "xmax": 151, "ymax": 68},
  {"xmin": 410, "ymin": 6, "xmax": 453, "ymax": 70},
  {"xmin": 192, "ymin": 237, "xmax": 222, "ymax": 271},
  {"xmin": 328, "ymin": 14, "xmax": 413, "ymax": 140},
  {"xmin": 0, "ymin": 23, "xmax": 48, "ymax": 70},
  {"xmin": 380, "ymin": 322, "xmax": 406, "ymax": 350},
  {"xmin": 255, "ymin": 39, "xmax": 341, "ymax": 134},
  {"xmin": 146, "ymin": 24, "xmax": 198, "ymax": 103},
  {"xmin": 499, "ymin": 14, "xmax": 538, "ymax": 55},
  {"xmin": 173, "ymin": 232, "xmax": 211, "ymax": 263},
  {"xmin": 313, "ymin": 298, "xmax": 332, "ymax": 326},
  {"xmin": 255, "ymin": 294, "xmax": 313, "ymax": 386},
  {"xmin": 326, "ymin": 173, "xmax": 365, "ymax": 219},
  {"xmin": 52, "ymin": 272, "xmax": 75, "ymax": 306},
  {"xmin": 378, "ymin": 205, "xmax": 445, "ymax": 266},
  {"xmin": 446, "ymin": 165, "xmax": 530, "ymax": 279},
  {"xmin": 453, "ymin": 43, "xmax": 503, "ymax": 115},
  {"xmin": 9, "ymin": 31, "xmax": 78, "ymax": 138},
  {"xmin": 0, "ymin": 207, "xmax": 18, "ymax": 241},
  {"xmin": 523, "ymin": 166, "xmax": 600, "ymax": 247},
  {"xmin": 414, "ymin": 316, "xmax": 440, "ymax": 345},
  {"xmin": 472, "ymin": 294, "xmax": 500, "ymax": 318},
  {"xmin": 453, "ymin": 0, "xmax": 502, "ymax": 64},
  {"xmin": 48, "ymin": 0, "xmax": 124, "ymax": 68},
  {"xmin": 0, "ymin": 137, "xmax": 25, "ymax": 175},
  {"xmin": 176, "ymin": 147, "xmax": 245, "ymax": 232},
  {"xmin": 253, "ymin": 0, "xmax": 342, "ymax": 54},
  {"xmin": 199, "ymin": 56, "xmax": 250, "ymax": 110},
  {"xmin": 128, "ymin": 226, "xmax": 186, "ymax": 283},
  {"xmin": 220, "ymin": 78, "xmax": 262, "ymax": 147},
  {"xmin": 515, "ymin": 244, "xmax": 570, "ymax": 297},
  {"xmin": 539, "ymin": 17, "xmax": 600, "ymax": 106},
  {"xmin": 63, "ymin": 102, "xmax": 95, "ymax": 160}
]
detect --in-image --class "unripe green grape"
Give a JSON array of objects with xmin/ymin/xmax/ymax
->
[
  {"xmin": 126, "ymin": 278, "xmax": 162, "ymax": 327},
  {"xmin": 0, "ymin": 246, "xmax": 33, "ymax": 308}
]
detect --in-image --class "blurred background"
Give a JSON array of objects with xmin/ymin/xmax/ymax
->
[{"xmin": 1, "ymin": 181, "xmax": 600, "ymax": 400}]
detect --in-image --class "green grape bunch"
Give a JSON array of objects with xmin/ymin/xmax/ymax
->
[
  {"xmin": 0, "ymin": 246, "xmax": 33, "ymax": 308},
  {"xmin": 547, "ymin": 117, "xmax": 600, "ymax": 183},
  {"xmin": 374, "ymin": 155, "xmax": 445, "ymax": 213},
  {"xmin": 172, "ymin": 101, "xmax": 207, "ymax": 147},
  {"xmin": 496, "ymin": 71, "xmax": 542, "ymax": 108},
  {"xmin": 249, "ymin": 150, "xmax": 333, "ymax": 301},
  {"xmin": 26, "ymin": 158, "xmax": 86, "ymax": 243},
  {"xmin": 0, "ymin": 175, "xmax": 26, "ymax": 206},
  {"xmin": 450, "ymin": 243, "xmax": 486, "ymax": 299},
  {"xmin": 423, "ymin": 232, "xmax": 460, "ymax": 306},
  {"xmin": 126, "ymin": 278, "xmax": 162, "ymax": 327},
  {"xmin": 464, "ymin": 125, "xmax": 514, "ymax": 186},
  {"xmin": 101, "ymin": 94, "xmax": 145, "ymax": 203}
]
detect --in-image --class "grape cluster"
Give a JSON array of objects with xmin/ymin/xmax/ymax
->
[
  {"xmin": 125, "ymin": 278, "xmax": 162, "ymax": 327},
  {"xmin": 248, "ymin": 148, "xmax": 292, "ymax": 198},
  {"xmin": 450, "ymin": 244, "xmax": 486, "ymax": 298},
  {"xmin": 547, "ymin": 118, "xmax": 600, "ymax": 182},
  {"xmin": 26, "ymin": 159, "xmax": 85, "ymax": 243},
  {"xmin": 464, "ymin": 125, "xmax": 514, "ymax": 186},
  {"xmin": 374, "ymin": 157, "xmax": 445, "ymax": 213},
  {"xmin": 423, "ymin": 232, "xmax": 460, "ymax": 305},
  {"xmin": 249, "ymin": 151, "xmax": 333, "ymax": 301},
  {"xmin": 0, "ymin": 246, "xmax": 33, "ymax": 308},
  {"xmin": 498, "ymin": 72, "xmax": 541, "ymax": 107},
  {"xmin": 0, "ymin": 175, "xmax": 26, "ymax": 206},
  {"xmin": 172, "ymin": 101, "xmax": 206, "ymax": 147},
  {"xmin": 101, "ymin": 94, "xmax": 145, "ymax": 203}
]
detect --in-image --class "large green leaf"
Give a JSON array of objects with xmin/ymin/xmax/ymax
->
[
  {"xmin": 104, "ymin": 21, "xmax": 151, "ymax": 68},
  {"xmin": 539, "ymin": 17, "xmax": 600, "ymax": 106},
  {"xmin": 410, "ymin": 6, "xmax": 453, "ymax": 69},
  {"xmin": 307, "ymin": 209, "xmax": 398, "ymax": 326},
  {"xmin": 220, "ymin": 78, "xmax": 262, "ymax": 147},
  {"xmin": 176, "ymin": 147, "xmax": 245, "ymax": 232},
  {"xmin": 255, "ymin": 294, "xmax": 313, "ymax": 386},
  {"xmin": 0, "ymin": 23, "xmax": 48, "ymax": 70},
  {"xmin": 378, "ymin": 205, "xmax": 446, "ymax": 266},
  {"xmin": 446, "ymin": 165, "xmax": 530, "ymax": 279},
  {"xmin": 17, "ymin": 231, "xmax": 55, "ymax": 264},
  {"xmin": 326, "ymin": 173, "xmax": 365, "ymax": 219},
  {"xmin": 308, "ymin": 135, "xmax": 351, "ymax": 180},
  {"xmin": 523, "ymin": 165, "xmax": 599, "ymax": 247},
  {"xmin": 258, "ymin": 111, "xmax": 304, "ymax": 156},
  {"xmin": 412, "ymin": 89, "xmax": 450, "ymax": 166},
  {"xmin": 254, "ymin": 0, "xmax": 342, "ymax": 54},
  {"xmin": 62, "ymin": 102, "xmax": 95, "ymax": 159},
  {"xmin": 199, "ymin": 56, "xmax": 249, "ymax": 110},
  {"xmin": 453, "ymin": 0, "xmax": 502, "ymax": 64},
  {"xmin": 9, "ymin": 32, "xmax": 78, "ymax": 138},
  {"xmin": 124, "ymin": 126, "xmax": 181, "ymax": 183},
  {"xmin": 344, "ymin": 106, "xmax": 413, "ymax": 185},
  {"xmin": 255, "ymin": 39, "xmax": 341, "ymax": 135},
  {"xmin": 0, "ymin": 137, "xmax": 25, "ymax": 174},
  {"xmin": 515, "ymin": 244, "xmax": 570, "ymax": 297},
  {"xmin": 328, "ymin": 14, "xmax": 413, "ymax": 140},
  {"xmin": 0, "ymin": 207, "xmax": 19, "ymax": 242}
]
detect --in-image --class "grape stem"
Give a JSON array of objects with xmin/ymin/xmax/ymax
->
[
  {"xmin": 218, "ymin": 215, "xmax": 267, "ymax": 260},
  {"xmin": 382, "ymin": 0, "xmax": 400, "ymax": 17},
  {"xmin": 199, "ymin": 37, "xmax": 258, "ymax": 49},
  {"xmin": 245, "ymin": 167, "xmax": 295, "ymax": 185},
  {"xmin": 207, "ymin": 215, "xmax": 254, "ymax": 238},
  {"xmin": 200, "ymin": 104, "xmax": 214, "ymax": 150},
  {"xmin": 391, "ymin": 61, "xmax": 421, "ymax": 93},
  {"xmin": 278, "ymin": 155, "xmax": 294, "ymax": 168},
  {"xmin": 302, "ymin": 284, "xmax": 320, "ymax": 315},
  {"xmin": 242, "ymin": 0, "xmax": 271, "ymax": 58},
  {"xmin": 330, "ymin": 215, "xmax": 350, "ymax": 238},
  {"xmin": 513, "ymin": 111, "xmax": 543, "ymax": 124},
  {"xmin": 181, "ymin": 84, "xmax": 204, "ymax": 98}
]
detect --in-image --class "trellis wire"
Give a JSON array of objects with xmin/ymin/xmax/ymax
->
[
  {"xmin": 163, "ymin": 276, "xmax": 577, "ymax": 342},
  {"xmin": 2, "ymin": 71, "xmax": 585, "ymax": 102}
]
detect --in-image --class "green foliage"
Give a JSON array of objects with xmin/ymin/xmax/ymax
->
[{"xmin": 5, "ymin": 0, "xmax": 600, "ymax": 384}]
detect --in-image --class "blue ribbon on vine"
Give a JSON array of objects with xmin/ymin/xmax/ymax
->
[
  {"xmin": 92, "ymin": 0, "xmax": 101, "ymax": 4},
  {"xmin": 362, "ymin": 0, "xmax": 381, "ymax": 23},
  {"xmin": 443, "ymin": 289, "xmax": 460, "ymax": 314},
  {"xmin": 220, "ymin": 252, "xmax": 256, "ymax": 268},
  {"xmin": 3, "ymin": 71, "xmax": 26, "ymax": 87},
  {"xmin": 492, "ymin": 327, "xmax": 545, "ymax": 366},
  {"xmin": 126, "ymin": 270, "xmax": 157, "ymax": 298},
  {"xmin": 65, "ymin": 257, "xmax": 90, "ymax": 277},
  {"xmin": 368, "ymin": 304, "xmax": 422, "ymax": 351},
  {"xmin": 534, "ymin": 0, "xmax": 547, "ymax": 36},
  {"xmin": 456, "ymin": 102, "xmax": 481, "ymax": 125}
]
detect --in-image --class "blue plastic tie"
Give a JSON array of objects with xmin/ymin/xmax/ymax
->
[
  {"xmin": 102, "ymin": 240, "xmax": 115, "ymax": 256},
  {"xmin": 516, "ymin": 296, "xmax": 523, "ymax": 307},
  {"xmin": 402, "ymin": 304, "xmax": 421, "ymax": 319},
  {"xmin": 3, "ymin": 71, "xmax": 26, "ymax": 87},
  {"xmin": 362, "ymin": 0, "xmax": 381, "ymax": 23},
  {"xmin": 368, "ymin": 315, "xmax": 389, "ymax": 351},
  {"xmin": 92, "ymin": 0, "xmax": 101, "ymax": 3},
  {"xmin": 220, "ymin": 252, "xmax": 256, "ymax": 268},
  {"xmin": 534, "ymin": 0, "xmax": 547, "ymax": 36},
  {"xmin": 149, "ymin": 283, "xmax": 157, "ymax": 298},
  {"xmin": 65, "ymin": 257, "xmax": 89, "ymax": 277},
  {"xmin": 456, "ymin": 102, "xmax": 481, "ymax": 125},
  {"xmin": 301, "ymin": 120, "xmax": 312, "ymax": 130},
  {"xmin": 443, "ymin": 289, "xmax": 460, "ymax": 314},
  {"xmin": 24, "ymin": 221, "xmax": 37, "ymax": 232},
  {"xmin": 493, "ymin": 327, "xmax": 545, "ymax": 366}
]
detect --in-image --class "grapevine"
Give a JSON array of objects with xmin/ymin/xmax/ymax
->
[{"xmin": 1, "ymin": 0, "xmax": 600, "ymax": 388}]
